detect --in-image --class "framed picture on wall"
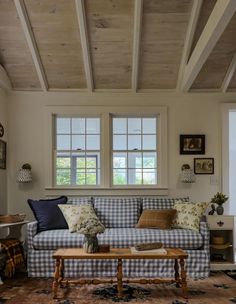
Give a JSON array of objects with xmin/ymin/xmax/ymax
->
[
  {"xmin": 180, "ymin": 134, "xmax": 205, "ymax": 154},
  {"xmin": 194, "ymin": 158, "xmax": 214, "ymax": 174},
  {"xmin": 0, "ymin": 139, "xmax": 6, "ymax": 169}
]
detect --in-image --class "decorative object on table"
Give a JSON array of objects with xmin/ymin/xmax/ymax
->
[
  {"xmin": 180, "ymin": 134, "xmax": 205, "ymax": 155},
  {"xmin": 98, "ymin": 244, "xmax": 110, "ymax": 253},
  {"xmin": 0, "ymin": 123, "xmax": 4, "ymax": 137},
  {"xmin": 134, "ymin": 242, "xmax": 163, "ymax": 251},
  {"xmin": 208, "ymin": 204, "xmax": 216, "ymax": 215},
  {"xmin": 0, "ymin": 214, "xmax": 26, "ymax": 224},
  {"xmin": 0, "ymin": 139, "xmax": 6, "ymax": 169},
  {"xmin": 194, "ymin": 158, "xmax": 214, "ymax": 174},
  {"xmin": 17, "ymin": 163, "xmax": 32, "ymax": 183},
  {"xmin": 180, "ymin": 164, "xmax": 195, "ymax": 183},
  {"xmin": 76, "ymin": 204, "xmax": 105, "ymax": 253},
  {"xmin": 210, "ymin": 192, "xmax": 228, "ymax": 215},
  {"xmin": 0, "ymin": 239, "xmax": 25, "ymax": 278}
]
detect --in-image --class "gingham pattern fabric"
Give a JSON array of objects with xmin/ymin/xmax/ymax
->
[
  {"xmin": 32, "ymin": 227, "xmax": 203, "ymax": 250},
  {"xmin": 27, "ymin": 221, "xmax": 210, "ymax": 279},
  {"xmin": 93, "ymin": 197, "xmax": 141, "ymax": 228},
  {"xmin": 142, "ymin": 197, "xmax": 189, "ymax": 210},
  {"xmin": 67, "ymin": 197, "xmax": 93, "ymax": 205}
]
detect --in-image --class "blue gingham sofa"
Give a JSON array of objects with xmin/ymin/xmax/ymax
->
[{"xmin": 27, "ymin": 197, "xmax": 210, "ymax": 279}]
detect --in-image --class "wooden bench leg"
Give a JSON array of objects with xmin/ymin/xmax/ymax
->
[
  {"xmin": 180, "ymin": 258, "xmax": 188, "ymax": 299},
  {"xmin": 53, "ymin": 258, "xmax": 60, "ymax": 299},
  {"xmin": 117, "ymin": 258, "xmax": 123, "ymax": 298},
  {"xmin": 174, "ymin": 259, "xmax": 180, "ymax": 288}
]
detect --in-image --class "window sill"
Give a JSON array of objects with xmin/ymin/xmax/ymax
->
[{"xmin": 44, "ymin": 187, "xmax": 168, "ymax": 197}]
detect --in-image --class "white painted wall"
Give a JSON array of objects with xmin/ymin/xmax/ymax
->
[
  {"xmin": 0, "ymin": 88, "xmax": 7, "ymax": 216},
  {"xmin": 7, "ymin": 91, "xmax": 236, "ymax": 220},
  {"xmin": 229, "ymin": 111, "xmax": 236, "ymax": 216}
]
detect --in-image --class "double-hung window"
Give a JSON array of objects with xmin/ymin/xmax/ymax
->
[
  {"xmin": 112, "ymin": 117, "xmax": 157, "ymax": 186},
  {"xmin": 49, "ymin": 106, "xmax": 167, "ymax": 191},
  {"xmin": 55, "ymin": 117, "xmax": 100, "ymax": 186}
]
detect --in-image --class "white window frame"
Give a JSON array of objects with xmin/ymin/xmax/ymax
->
[{"xmin": 44, "ymin": 106, "xmax": 168, "ymax": 195}]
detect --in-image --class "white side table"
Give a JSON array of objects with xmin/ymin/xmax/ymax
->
[
  {"xmin": 0, "ymin": 221, "xmax": 29, "ymax": 284},
  {"xmin": 207, "ymin": 215, "xmax": 236, "ymax": 271}
]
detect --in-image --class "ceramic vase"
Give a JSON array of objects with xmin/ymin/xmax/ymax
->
[
  {"xmin": 216, "ymin": 205, "xmax": 224, "ymax": 215},
  {"xmin": 83, "ymin": 235, "xmax": 99, "ymax": 253}
]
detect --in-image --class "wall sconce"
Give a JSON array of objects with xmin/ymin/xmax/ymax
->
[
  {"xmin": 180, "ymin": 164, "xmax": 195, "ymax": 183},
  {"xmin": 17, "ymin": 163, "xmax": 32, "ymax": 183}
]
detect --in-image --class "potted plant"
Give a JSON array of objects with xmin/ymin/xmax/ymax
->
[{"xmin": 210, "ymin": 192, "xmax": 228, "ymax": 215}]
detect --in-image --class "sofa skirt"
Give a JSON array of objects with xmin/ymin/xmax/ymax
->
[{"xmin": 27, "ymin": 248, "xmax": 210, "ymax": 279}]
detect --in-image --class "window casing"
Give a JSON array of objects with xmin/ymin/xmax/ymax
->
[{"xmin": 47, "ymin": 106, "xmax": 167, "ymax": 192}]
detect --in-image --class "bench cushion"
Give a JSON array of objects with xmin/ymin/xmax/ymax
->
[{"xmin": 33, "ymin": 227, "xmax": 203, "ymax": 250}]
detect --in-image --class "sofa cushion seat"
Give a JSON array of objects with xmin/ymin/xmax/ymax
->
[{"xmin": 33, "ymin": 227, "xmax": 203, "ymax": 250}]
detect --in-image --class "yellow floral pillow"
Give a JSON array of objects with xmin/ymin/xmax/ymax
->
[{"xmin": 172, "ymin": 201, "xmax": 209, "ymax": 232}]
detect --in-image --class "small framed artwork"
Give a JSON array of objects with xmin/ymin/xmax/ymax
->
[
  {"xmin": 0, "ymin": 139, "xmax": 6, "ymax": 169},
  {"xmin": 180, "ymin": 134, "xmax": 205, "ymax": 155},
  {"xmin": 194, "ymin": 158, "xmax": 214, "ymax": 174}
]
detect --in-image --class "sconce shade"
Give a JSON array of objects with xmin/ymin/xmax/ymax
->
[
  {"xmin": 17, "ymin": 169, "xmax": 32, "ymax": 183},
  {"xmin": 181, "ymin": 164, "xmax": 195, "ymax": 183}
]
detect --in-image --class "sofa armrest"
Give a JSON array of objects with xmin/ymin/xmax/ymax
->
[
  {"xmin": 27, "ymin": 221, "xmax": 38, "ymax": 249},
  {"xmin": 199, "ymin": 221, "xmax": 210, "ymax": 251}
]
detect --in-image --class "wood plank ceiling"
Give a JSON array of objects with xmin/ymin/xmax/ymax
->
[{"xmin": 0, "ymin": 0, "xmax": 235, "ymax": 92}]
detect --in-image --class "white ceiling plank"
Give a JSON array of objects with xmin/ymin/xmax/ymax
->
[
  {"xmin": 75, "ymin": 0, "xmax": 94, "ymax": 92},
  {"xmin": 182, "ymin": 0, "xmax": 236, "ymax": 92},
  {"xmin": 14, "ymin": 0, "xmax": 48, "ymax": 91},
  {"xmin": 0, "ymin": 65, "xmax": 12, "ymax": 91},
  {"xmin": 221, "ymin": 52, "xmax": 236, "ymax": 92},
  {"xmin": 176, "ymin": 0, "xmax": 202, "ymax": 91},
  {"xmin": 132, "ymin": 0, "xmax": 143, "ymax": 92}
]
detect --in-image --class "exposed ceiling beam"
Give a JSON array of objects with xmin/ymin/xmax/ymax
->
[
  {"xmin": 176, "ymin": 0, "xmax": 202, "ymax": 91},
  {"xmin": 14, "ymin": 0, "xmax": 48, "ymax": 91},
  {"xmin": 132, "ymin": 0, "xmax": 143, "ymax": 92},
  {"xmin": 75, "ymin": 0, "xmax": 94, "ymax": 92},
  {"xmin": 182, "ymin": 0, "xmax": 236, "ymax": 92},
  {"xmin": 221, "ymin": 52, "xmax": 236, "ymax": 92},
  {"xmin": 0, "ymin": 65, "xmax": 12, "ymax": 91}
]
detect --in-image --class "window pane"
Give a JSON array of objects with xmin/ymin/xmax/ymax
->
[
  {"xmin": 143, "ymin": 118, "xmax": 156, "ymax": 134},
  {"xmin": 56, "ymin": 157, "xmax": 70, "ymax": 169},
  {"xmin": 128, "ymin": 118, "xmax": 141, "ymax": 134},
  {"xmin": 57, "ymin": 135, "xmax": 70, "ymax": 150},
  {"xmin": 76, "ymin": 170, "xmax": 86, "ymax": 185},
  {"xmin": 86, "ymin": 118, "xmax": 100, "ymax": 134},
  {"xmin": 113, "ymin": 152, "xmax": 127, "ymax": 168},
  {"xmin": 56, "ymin": 169, "xmax": 70, "ymax": 185},
  {"xmin": 72, "ymin": 118, "xmax": 85, "ymax": 134},
  {"xmin": 113, "ymin": 169, "xmax": 127, "ymax": 185},
  {"xmin": 113, "ymin": 118, "xmax": 127, "ymax": 134},
  {"xmin": 128, "ymin": 169, "xmax": 142, "ymax": 184},
  {"xmin": 143, "ymin": 152, "xmax": 156, "ymax": 168},
  {"xmin": 143, "ymin": 169, "xmax": 156, "ymax": 184},
  {"xmin": 86, "ymin": 156, "xmax": 97, "ymax": 168},
  {"xmin": 142, "ymin": 135, "xmax": 156, "ymax": 150},
  {"xmin": 86, "ymin": 135, "xmax": 100, "ymax": 150},
  {"xmin": 113, "ymin": 135, "xmax": 127, "ymax": 150},
  {"xmin": 128, "ymin": 152, "xmax": 142, "ymax": 168},
  {"xmin": 86, "ymin": 170, "xmax": 97, "ymax": 185},
  {"xmin": 128, "ymin": 135, "xmax": 141, "ymax": 150},
  {"xmin": 76, "ymin": 155, "xmax": 86, "ymax": 168},
  {"xmin": 57, "ymin": 118, "xmax": 70, "ymax": 134},
  {"xmin": 72, "ymin": 135, "xmax": 85, "ymax": 150}
]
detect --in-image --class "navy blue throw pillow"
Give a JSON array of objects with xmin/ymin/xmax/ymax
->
[{"xmin": 28, "ymin": 196, "xmax": 68, "ymax": 232}]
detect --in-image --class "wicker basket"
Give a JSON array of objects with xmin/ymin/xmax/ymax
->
[{"xmin": 0, "ymin": 214, "xmax": 26, "ymax": 223}]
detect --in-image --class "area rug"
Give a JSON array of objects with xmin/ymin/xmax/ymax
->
[{"xmin": 0, "ymin": 272, "xmax": 236, "ymax": 304}]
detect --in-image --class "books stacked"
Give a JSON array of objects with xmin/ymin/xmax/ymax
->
[{"xmin": 130, "ymin": 247, "xmax": 167, "ymax": 254}]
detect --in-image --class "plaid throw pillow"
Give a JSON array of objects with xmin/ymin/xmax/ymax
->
[{"xmin": 94, "ymin": 197, "xmax": 141, "ymax": 228}]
